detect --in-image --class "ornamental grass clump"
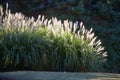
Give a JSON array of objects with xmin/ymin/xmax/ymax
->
[{"xmin": 0, "ymin": 6, "xmax": 107, "ymax": 72}]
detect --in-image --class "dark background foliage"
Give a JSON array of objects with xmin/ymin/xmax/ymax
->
[{"xmin": 0, "ymin": 0, "xmax": 120, "ymax": 73}]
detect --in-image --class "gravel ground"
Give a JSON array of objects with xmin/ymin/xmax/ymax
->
[{"xmin": 0, "ymin": 71, "xmax": 120, "ymax": 80}]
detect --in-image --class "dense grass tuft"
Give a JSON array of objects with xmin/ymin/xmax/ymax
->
[{"xmin": 0, "ymin": 6, "xmax": 107, "ymax": 72}]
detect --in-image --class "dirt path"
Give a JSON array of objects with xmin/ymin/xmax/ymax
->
[{"xmin": 0, "ymin": 71, "xmax": 120, "ymax": 80}]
